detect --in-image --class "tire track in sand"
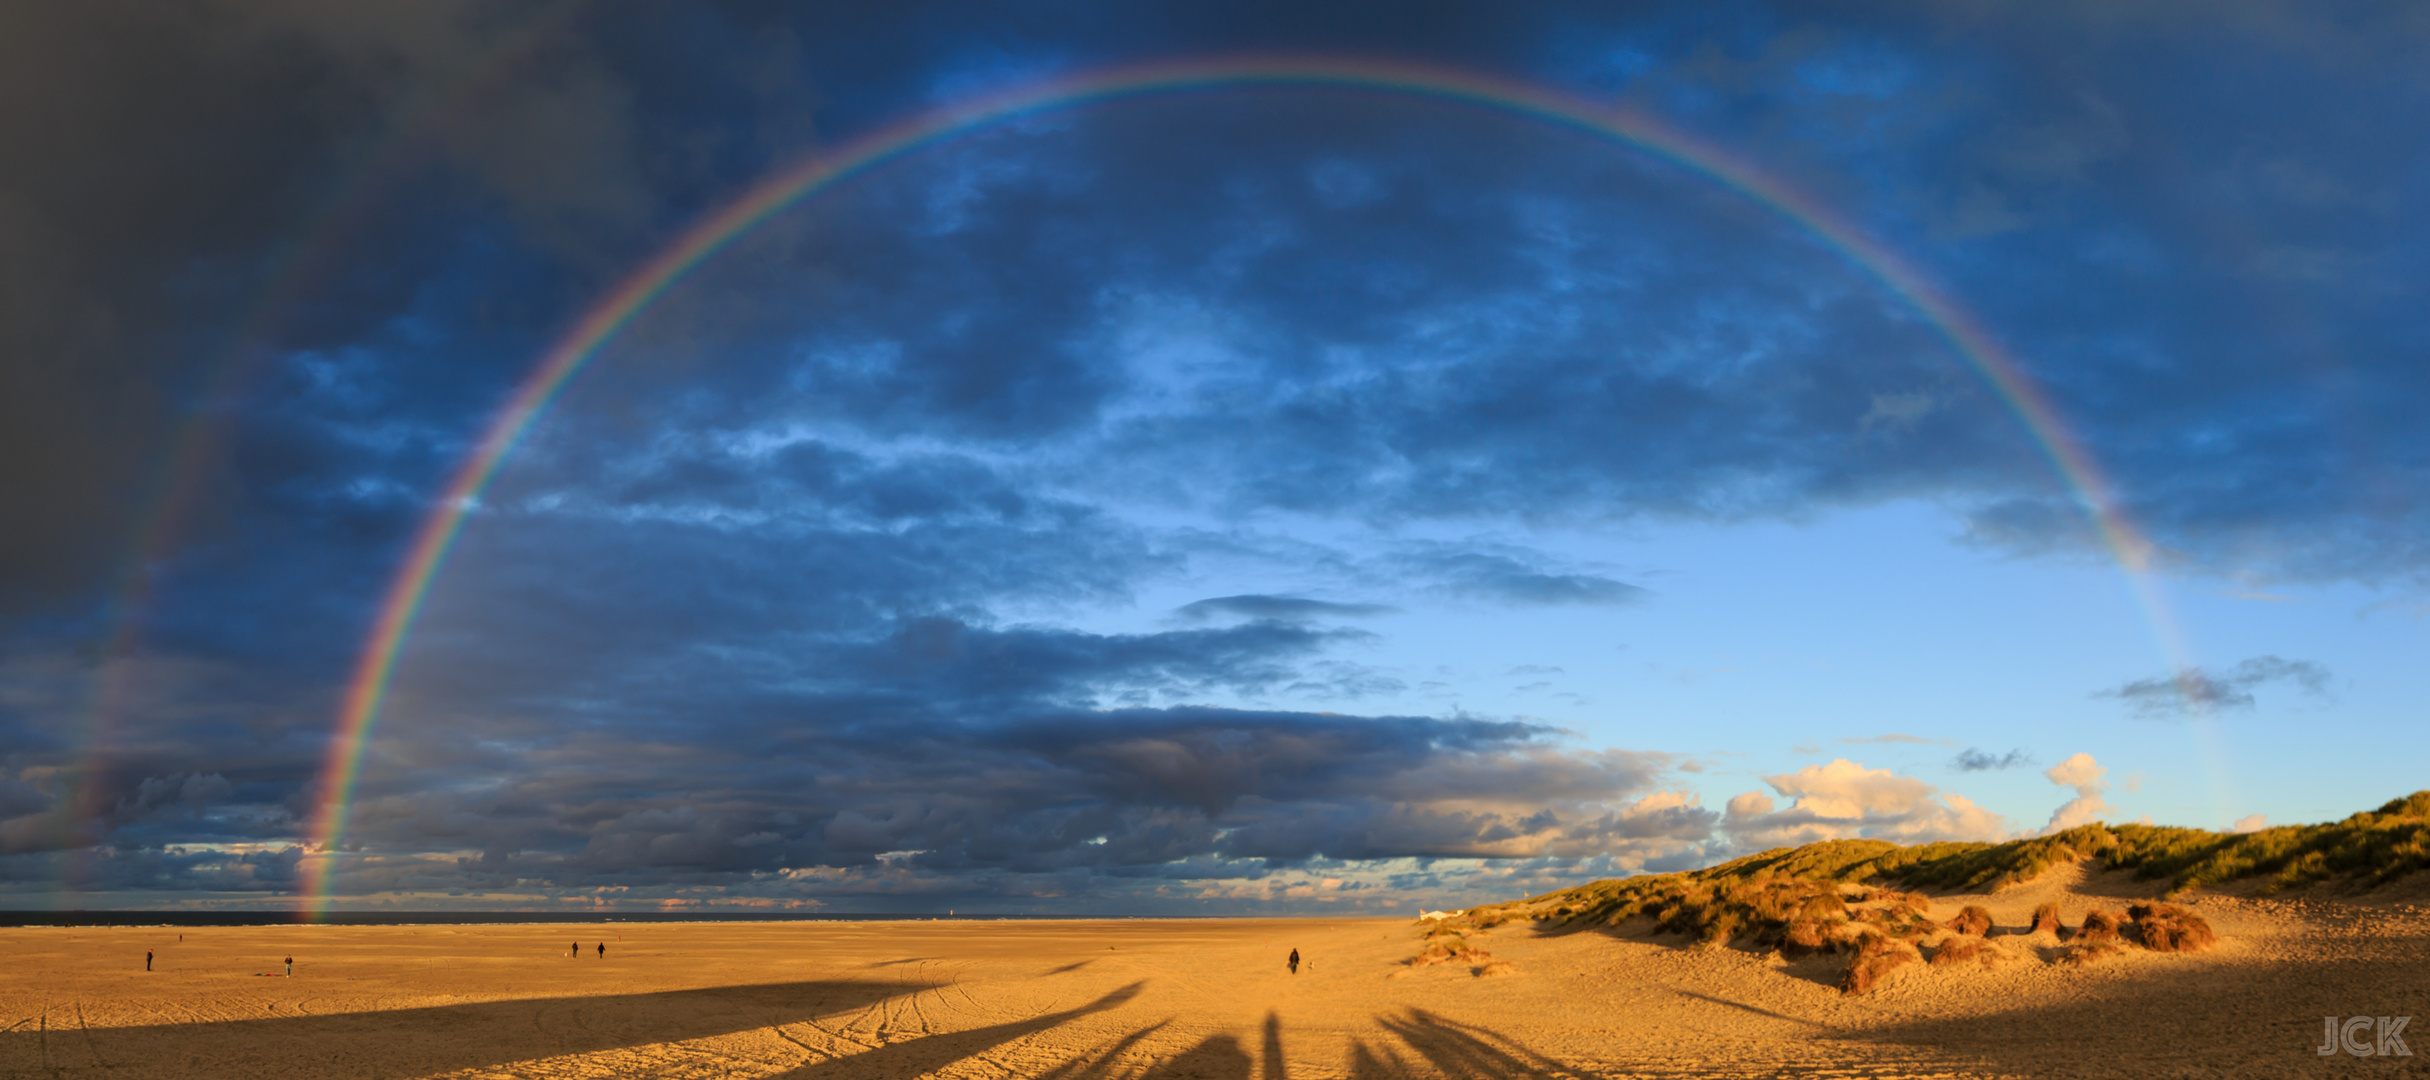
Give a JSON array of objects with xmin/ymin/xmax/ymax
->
[{"xmin": 72, "ymin": 1000, "xmax": 116, "ymax": 1072}]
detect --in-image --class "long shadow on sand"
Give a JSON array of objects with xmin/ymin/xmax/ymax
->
[
  {"xmin": 0, "ymin": 978, "xmax": 921, "ymax": 1079},
  {"xmin": 767, "ymin": 981, "xmax": 1145, "ymax": 1078},
  {"xmin": 1842, "ymin": 935, "xmax": 2430, "ymax": 1077},
  {"xmin": 1348, "ymin": 1008, "xmax": 1598, "ymax": 1079},
  {"xmin": 1032, "ymin": 1018, "xmax": 1175, "ymax": 1079},
  {"xmin": 1031, "ymin": 1007, "xmax": 1596, "ymax": 1080}
]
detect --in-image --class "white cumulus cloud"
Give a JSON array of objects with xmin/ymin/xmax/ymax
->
[
  {"xmin": 2039, "ymin": 751, "xmax": 2114, "ymax": 834},
  {"xmin": 1721, "ymin": 758, "xmax": 2008, "ymax": 851}
]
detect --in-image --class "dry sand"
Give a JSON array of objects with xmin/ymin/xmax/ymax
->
[{"xmin": 4, "ymin": 871, "xmax": 2425, "ymax": 1078}]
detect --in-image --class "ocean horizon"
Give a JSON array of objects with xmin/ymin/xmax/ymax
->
[{"xmin": 0, "ymin": 910, "xmax": 1166, "ymax": 928}]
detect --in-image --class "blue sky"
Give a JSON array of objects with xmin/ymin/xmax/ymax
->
[{"xmin": 1, "ymin": 1, "xmax": 2425, "ymax": 914}]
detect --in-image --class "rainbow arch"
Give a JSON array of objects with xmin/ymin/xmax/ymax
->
[{"xmin": 298, "ymin": 54, "xmax": 2197, "ymax": 916}]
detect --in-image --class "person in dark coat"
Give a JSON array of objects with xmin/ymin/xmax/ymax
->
[
  {"xmin": 146, "ymin": 950, "xmax": 153, "ymax": 972},
  {"xmin": 1287, "ymin": 948, "xmax": 1300, "ymax": 974},
  {"xmin": 596, "ymin": 942, "xmax": 605, "ymax": 958}
]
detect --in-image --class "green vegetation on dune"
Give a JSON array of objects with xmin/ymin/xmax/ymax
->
[
  {"xmin": 2107, "ymin": 790, "xmax": 2430, "ymax": 893},
  {"xmin": 1514, "ymin": 790, "xmax": 2430, "ymax": 928}
]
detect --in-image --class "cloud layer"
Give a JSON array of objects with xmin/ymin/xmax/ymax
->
[{"xmin": 0, "ymin": 1, "xmax": 2420, "ymax": 909}]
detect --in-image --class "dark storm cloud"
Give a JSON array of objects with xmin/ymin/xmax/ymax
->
[
  {"xmin": 0, "ymin": 0, "xmax": 650, "ymax": 612},
  {"xmin": 1174, "ymin": 595, "xmax": 1397, "ymax": 622},
  {"xmin": 0, "ymin": 1, "xmax": 344, "ymax": 610},
  {"xmin": 312, "ymin": 706, "xmax": 1694, "ymax": 896},
  {"xmin": 2097, "ymin": 656, "xmax": 2334, "ymax": 718}
]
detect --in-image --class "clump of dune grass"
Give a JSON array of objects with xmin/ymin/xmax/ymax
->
[
  {"xmin": 1408, "ymin": 936, "xmax": 1492, "ymax": 968},
  {"xmin": 2129, "ymin": 902, "xmax": 2218, "ymax": 953},
  {"xmin": 1947, "ymin": 904, "xmax": 1993, "ymax": 937},
  {"xmin": 2028, "ymin": 902, "xmax": 2063, "ymax": 936},
  {"xmin": 2058, "ymin": 940, "xmax": 2127, "ymax": 966},
  {"xmin": 1929, "ymin": 936, "xmax": 1999, "ymax": 967},
  {"xmin": 1839, "ymin": 936, "xmax": 1920, "ymax": 994},
  {"xmin": 2074, "ymin": 908, "xmax": 2126, "ymax": 945},
  {"xmin": 1778, "ymin": 917, "xmax": 1836, "ymax": 958},
  {"xmin": 1825, "ymin": 920, "xmax": 1883, "ymax": 952},
  {"xmin": 1853, "ymin": 901, "xmax": 1938, "ymax": 940}
]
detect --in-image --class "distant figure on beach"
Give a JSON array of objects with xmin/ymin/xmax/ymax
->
[
  {"xmin": 596, "ymin": 942, "xmax": 605, "ymax": 958},
  {"xmin": 284, "ymin": 956, "xmax": 292, "ymax": 977},
  {"xmin": 1288, "ymin": 948, "xmax": 1300, "ymax": 975},
  {"xmin": 146, "ymin": 950, "xmax": 153, "ymax": 972},
  {"xmin": 571, "ymin": 941, "xmax": 580, "ymax": 958}
]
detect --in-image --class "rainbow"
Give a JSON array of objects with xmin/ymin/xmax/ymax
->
[{"xmin": 298, "ymin": 55, "xmax": 2202, "ymax": 915}]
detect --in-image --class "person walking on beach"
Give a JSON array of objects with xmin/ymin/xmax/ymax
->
[
  {"xmin": 146, "ymin": 950, "xmax": 153, "ymax": 972},
  {"xmin": 284, "ymin": 956, "xmax": 293, "ymax": 977},
  {"xmin": 596, "ymin": 942, "xmax": 605, "ymax": 958},
  {"xmin": 1287, "ymin": 948, "xmax": 1300, "ymax": 975},
  {"xmin": 571, "ymin": 941, "xmax": 580, "ymax": 958}
]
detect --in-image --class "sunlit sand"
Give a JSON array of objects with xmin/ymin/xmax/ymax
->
[{"xmin": 6, "ymin": 870, "xmax": 2426, "ymax": 1078}]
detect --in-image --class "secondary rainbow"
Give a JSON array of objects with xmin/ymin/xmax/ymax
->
[
  {"xmin": 300, "ymin": 55, "xmax": 2197, "ymax": 916},
  {"xmin": 41, "ymin": 2, "xmax": 590, "ymax": 910}
]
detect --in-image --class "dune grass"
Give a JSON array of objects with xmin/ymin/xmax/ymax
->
[
  {"xmin": 1491, "ymin": 789, "xmax": 2427, "ymax": 958},
  {"xmin": 2012, "ymin": 791, "xmax": 2430, "ymax": 896},
  {"xmin": 1527, "ymin": 790, "xmax": 2429, "ymax": 921},
  {"xmin": 2029, "ymin": 902, "xmax": 2062, "ymax": 935},
  {"xmin": 1420, "ymin": 791, "xmax": 2419, "ymax": 991}
]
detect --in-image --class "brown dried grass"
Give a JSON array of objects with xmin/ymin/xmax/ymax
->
[
  {"xmin": 1928, "ymin": 935, "xmax": 1999, "ymax": 967},
  {"xmin": 1827, "ymin": 920, "xmax": 1882, "ymax": 950},
  {"xmin": 1408, "ymin": 937, "xmax": 1492, "ymax": 968},
  {"xmin": 2129, "ymin": 902, "xmax": 2219, "ymax": 953},
  {"xmin": 2076, "ymin": 908, "xmax": 2126, "ymax": 945},
  {"xmin": 1779, "ymin": 918, "xmax": 1835, "ymax": 958},
  {"xmin": 1947, "ymin": 904, "xmax": 1993, "ymax": 937},
  {"xmin": 1838, "ymin": 936, "xmax": 1920, "ymax": 995},
  {"xmin": 2029, "ymin": 902, "xmax": 2062, "ymax": 935},
  {"xmin": 1646, "ymin": 877, "xmax": 1856, "ymax": 949},
  {"xmin": 1855, "ymin": 903, "xmax": 1939, "ymax": 940},
  {"xmin": 2058, "ymin": 940, "xmax": 2127, "ymax": 966}
]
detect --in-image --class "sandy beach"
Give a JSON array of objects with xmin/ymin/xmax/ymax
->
[{"xmin": 4, "ymin": 871, "xmax": 2425, "ymax": 1079}]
